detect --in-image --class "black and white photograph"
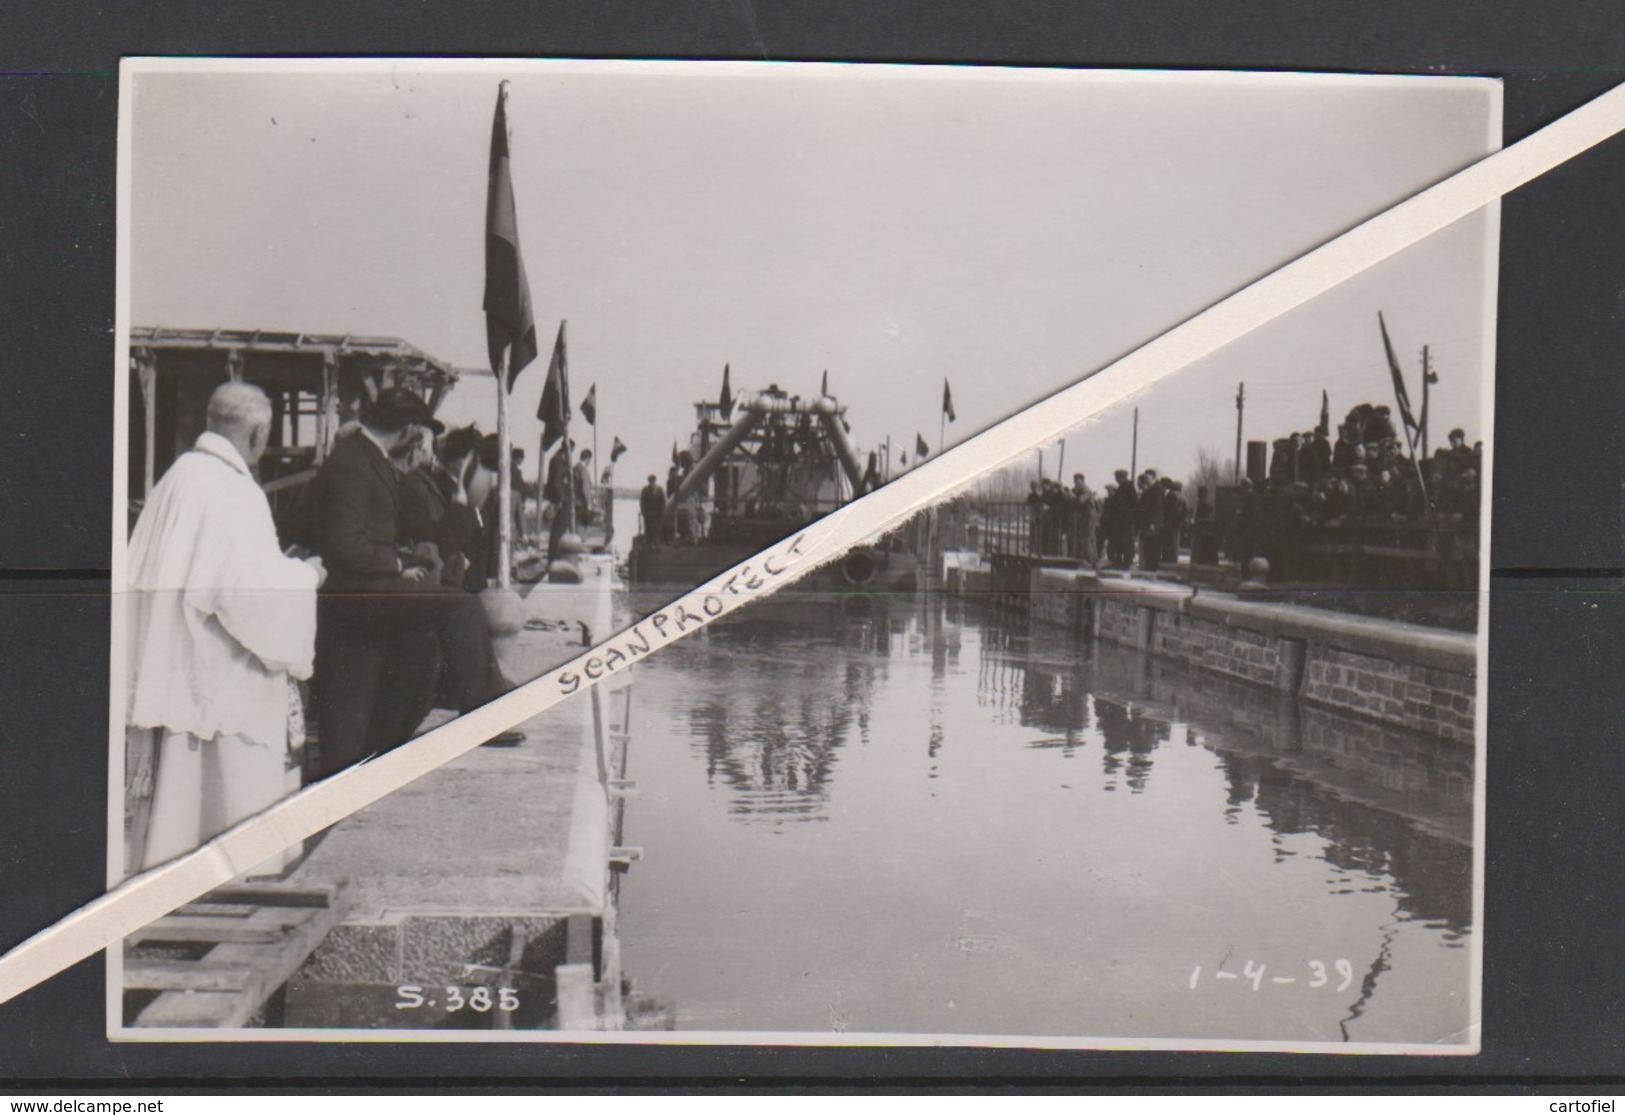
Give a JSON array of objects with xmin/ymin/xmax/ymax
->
[{"xmin": 108, "ymin": 59, "xmax": 1495, "ymax": 1050}]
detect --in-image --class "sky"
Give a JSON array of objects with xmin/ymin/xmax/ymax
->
[{"xmin": 127, "ymin": 61, "xmax": 1499, "ymax": 489}]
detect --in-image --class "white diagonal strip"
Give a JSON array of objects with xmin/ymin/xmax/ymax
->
[{"xmin": 6, "ymin": 78, "xmax": 1624, "ymax": 1012}]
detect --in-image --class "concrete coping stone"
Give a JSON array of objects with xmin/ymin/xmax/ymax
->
[{"xmin": 1073, "ymin": 570, "xmax": 1476, "ymax": 676}]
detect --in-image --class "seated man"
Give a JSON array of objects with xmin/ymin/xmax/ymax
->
[{"xmin": 308, "ymin": 388, "xmax": 517, "ymax": 781}]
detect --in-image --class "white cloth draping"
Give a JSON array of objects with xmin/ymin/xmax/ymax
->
[
  {"xmin": 139, "ymin": 727, "xmax": 299, "ymax": 871},
  {"xmin": 126, "ymin": 432, "xmax": 319, "ymax": 748}
]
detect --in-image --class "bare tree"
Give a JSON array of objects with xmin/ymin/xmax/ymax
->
[{"xmin": 1188, "ymin": 446, "xmax": 1234, "ymax": 497}]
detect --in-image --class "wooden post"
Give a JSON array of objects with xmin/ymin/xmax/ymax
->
[
  {"xmin": 317, "ymin": 349, "xmax": 337, "ymax": 463},
  {"xmin": 496, "ymin": 350, "xmax": 512, "ymax": 588},
  {"xmin": 1130, "ymin": 407, "xmax": 1138, "ymax": 478},
  {"xmin": 135, "ymin": 348, "xmax": 157, "ymax": 500},
  {"xmin": 226, "ymin": 348, "xmax": 244, "ymax": 383}
]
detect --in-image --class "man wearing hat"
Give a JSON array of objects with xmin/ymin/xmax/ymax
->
[{"xmin": 308, "ymin": 387, "xmax": 516, "ymax": 781}]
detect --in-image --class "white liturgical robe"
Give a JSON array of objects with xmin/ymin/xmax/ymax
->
[{"xmin": 126, "ymin": 432, "xmax": 319, "ymax": 868}]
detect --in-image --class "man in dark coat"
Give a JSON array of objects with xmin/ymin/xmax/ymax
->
[
  {"xmin": 639, "ymin": 474, "xmax": 667, "ymax": 541},
  {"xmin": 1134, "ymin": 472, "xmax": 1161, "ymax": 571},
  {"xmin": 1024, "ymin": 480, "xmax": 1045, "ymax": 557},
  {"xmin": 309, "ymin": 389, "xmax": 513, "ymax": 780},
  {"xmin": 1104, "ymin": 469, "xmax": 1138, "ymax": 568},
  {"xmin": 1161, "ymin": 479, "xmax": 1187, "ymax": 564}
]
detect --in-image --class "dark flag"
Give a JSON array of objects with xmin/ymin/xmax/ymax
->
[
  {"xmin": 610, "ymin": 436, "xmax": 628, "ymax": 463},
  {"xmin": 861, "ymin": 450, "xmax": 880, "ymax": 493},
  {"xmin": 581, "ymin": 383, "xmax": 597, "ymax": 426},
  {"xmin": 1317, "ymin": 389, "xmax": 1330, "ymax": 438},
  {"xmin": 942, "ymin": 379, "xmax": 956, "ymax": 423},
  {"xmin": 483, "ymin": 83, "xmax": 539, "ymax": 387},
  {"xmin": 915, "ymin": 433, "xmax": 930, "ymax": 459},
  {"xmin": 536, "ymin": 322, "xmax": 570, "ymax": 452},
  {"xmin": 719, "ymin": 364, "xmax": 733, "ymax": 420},
  {"xmin": 1377, "ymin": 312, "xmax": 1419, "ymax": 435},
  {"xmin": 671, "ymin": 440, "xmax": 680, "ymax": 467},
  {"xmin": 821, "ymin": 369, "xmax": 829, "ymax": 396}
]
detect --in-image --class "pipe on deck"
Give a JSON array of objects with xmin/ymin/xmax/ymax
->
[
  {"xmin": 818, "ymin": 411, "xmax": 865, "ymax": 491},
  {"xmin": 671, "ymin": 409, "xmax": 761, "ymax": 506}
]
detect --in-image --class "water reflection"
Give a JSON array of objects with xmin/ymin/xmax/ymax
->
[
  {"xmin": 979, "ymin": 615, "xmax": 1474, "ymax": 937},
  {"xmin": 622, "ymin": 591, "xmax": 1475, "ymax": 1041}
]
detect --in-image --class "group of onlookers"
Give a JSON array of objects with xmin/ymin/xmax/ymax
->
[
  {"xmin": 1023, "ymin": 470, "xmax": 1190, "ymax": 573},
  {"xmin": 1228, "ymin": 405, "xmax": 1482, "ymax": 579},
  {"xmin": 1009, "ymin": 403, "xmax": 1481, "ymax": 582}
]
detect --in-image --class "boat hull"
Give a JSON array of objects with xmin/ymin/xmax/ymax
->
[{"xmin": 628, "ymin": 536, "xmax": 918, "ymax": 596}]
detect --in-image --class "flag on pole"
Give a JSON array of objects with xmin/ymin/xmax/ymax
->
[
  {"xmin": 1377, "ymin": 312, "xmax": 1419, "ymax": 435},
  {"xmin": 610, "ymin": 436, "xmax": 628, "ymax": 463},
  {"xmin": 483, "ymin": 83, "xmax": 538, "ymax": 387},
  {"xmin": 581, "ymin": 384, "xmax": 597, "ymax": 426},
  {"xmin": 942, "ymin": 379, "xmax": 956, "ymax": 422},
  {"xmin": 915, "ymin": 433, "xmax": 930, "ymax": 459},
  {"xmin": 671, "ymin": 440, "xmax": 680, "ymax": 467},
  {"xmin": 1317, "ymin": 389, "xmax": 1330, "ymax": 438},
  {"xmin": 719, "ymin": 364, "xmax": 733, "ymax": 419},
  {"xmin": 536, "ymin": 322, "xmax": 571, "ymax": 452},
  {"xmin": 821, "ymin": 369, "xmax": 829, "ymax": 397}
]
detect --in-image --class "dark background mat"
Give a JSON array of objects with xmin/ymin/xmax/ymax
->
[{"xmin": 0, "ymin": 0, "xmax": 1620, "ymax": 1089}]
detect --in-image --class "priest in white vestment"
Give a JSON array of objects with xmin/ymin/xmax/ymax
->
[{"xmin": 126, "ymin": 382, "xmax": 324, "ymax": 870}]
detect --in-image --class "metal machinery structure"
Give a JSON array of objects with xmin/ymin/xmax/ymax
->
[
  {"xmin": 629, "ymin": 382, "xmax": 915, "ymax": 592},
  {"xmin": 127, "ymin": 327, "xmax": 467, "ymax": 537}
]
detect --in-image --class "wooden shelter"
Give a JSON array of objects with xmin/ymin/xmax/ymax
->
[{"xmin": 127, "ymin": 327, "xmax": 470, "ymax": 532}]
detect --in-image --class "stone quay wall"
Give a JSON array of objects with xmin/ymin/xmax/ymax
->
[{"xmin": 967, "ymin": 558, "xmax": 1478, "ymax": 745}]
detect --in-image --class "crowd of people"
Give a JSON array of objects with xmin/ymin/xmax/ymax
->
[
  {"xmin": 1021, "ymin": 470, "xmax": 1191, "ymax": 573},
  {"xmin": 124, "ymin": 383, "xmax": 558, "ymax": 872},
  {"xmin": 1227, "ymin": 405, "xmax": 1482, "ymax": 580},
  {"xmin": 1012, "ymin": 403, "xmax": 1482, "ymax": 581}
]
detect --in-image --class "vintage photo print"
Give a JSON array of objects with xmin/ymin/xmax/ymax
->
[{"xmin": 109, "ymin": 59, "xmax": 1496, "ymax": 1051}]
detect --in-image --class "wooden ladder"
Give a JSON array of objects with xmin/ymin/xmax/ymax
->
[{"xmin": 123, "ymin": 882, "xmax": 345, "ymax": 1028}]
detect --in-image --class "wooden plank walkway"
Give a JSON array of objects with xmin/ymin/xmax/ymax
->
[{"xmin": 124, "ymin": 882, "xmax": 346, "ymax": 1028}]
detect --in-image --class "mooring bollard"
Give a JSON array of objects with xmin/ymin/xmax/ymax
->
[{"xmin": 1239, "ymin": 556, "xmax": 1271, "ymax": 594}]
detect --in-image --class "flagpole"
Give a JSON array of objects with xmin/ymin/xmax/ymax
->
[{"xmin": 496, "ymin": 351, "xmax": 512, "ymax": 588}]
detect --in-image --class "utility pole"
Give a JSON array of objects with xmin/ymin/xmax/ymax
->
[
  {"xmin": 1130, "ymin": 406, "xmax": 1139, "ymax": 478},
  {"xmin": 1419, "ymin": 345, "xmax": 1432, "ymax": 459},
  {"xmin": 1234, "ymin": 382, "xmax": 1244, "ymax": 485},
  {"xmin": 1056, "ymin": 439, "xmax": 1066, "ymax": 482}
]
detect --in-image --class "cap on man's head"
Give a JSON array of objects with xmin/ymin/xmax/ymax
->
[
  {"xmin": 1114, "ymin": 469, "xmax": 1130, "ymax": 480},
  {"xmin": 440, "ymin": 426, "xmax": 483, "ymax": 465},
  {"xmin": 1449, "ymin": 427, "xmax": 1466, "ymax": 441},
  {"xmin": 366, "ymin": 387, "xmax": 444, "ymax": 435},
  {"xmin": 476, "ymin": 433, "xmax": 502, "ymax": 471}
]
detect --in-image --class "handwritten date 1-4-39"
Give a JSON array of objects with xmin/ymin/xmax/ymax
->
[{"xmin": 1189, "ymin": 960, "xmax": 1356, "ymax": 992}]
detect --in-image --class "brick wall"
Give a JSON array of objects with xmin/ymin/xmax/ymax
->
[
  {"xmin": 1302, "ymin": 647, "xmax": 1475, "ymax": 745},
  {"xmin": 1094, "ymin": 598, "xmax": 1147, "ymax": 648},
  {"xmin": 1002, "ymin": 574, "xmax": 1476, "ymax": 744}
]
